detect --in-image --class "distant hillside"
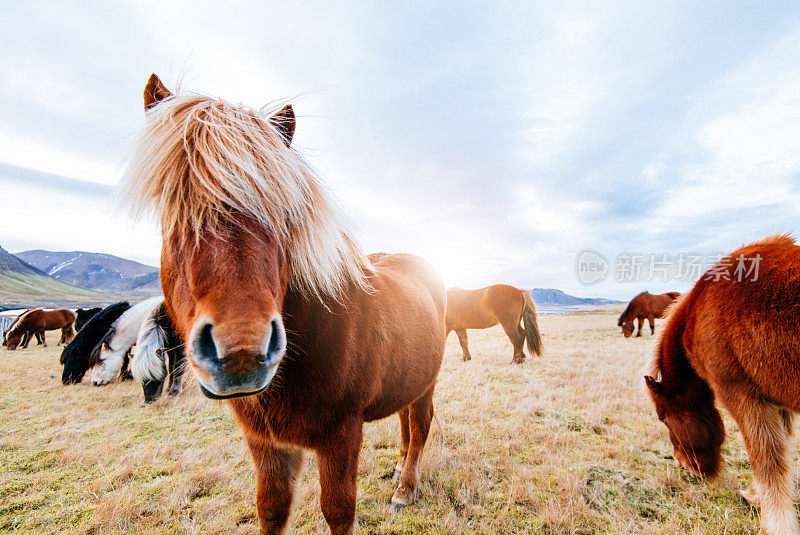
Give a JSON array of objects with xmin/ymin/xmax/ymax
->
[
  {"xmin": 530, "ymin": 288, "xmax": 620, "ymax": 307},
  {"xmin": 15, "ymin": 250, "xmax": 161, "ymax": 296},
  {"xmin": 0, "ymin": 246, "xmax": 117, "ymax": 309}
]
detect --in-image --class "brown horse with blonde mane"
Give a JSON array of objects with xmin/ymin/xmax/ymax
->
[
  {"xmin": 645, "ymin": 235, "xmax": 800, "ymax": 535},
  {"xmin": 446, "ymin": 284, "xmax": 542, "ymax": 363},
  {"xmin": 617, "ymin": 291, "xmax": 680, "ymax": 337},
  {"xmin": 5, "ymin": 308, "xmax": 76, "ymax": 350},
  {"xmin": 123, "ymin": 74, "xmax": 447, "ymax": 534}
]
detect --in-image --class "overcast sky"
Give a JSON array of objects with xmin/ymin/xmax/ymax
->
[{"xmin": 1, "ymin": 1, "xmax": 799, "ymax": 299}]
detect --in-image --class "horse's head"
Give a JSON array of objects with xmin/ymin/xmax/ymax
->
[
  {"xmin": 620, "ymin": 322, "xmax": 634, "ymax": 337},
  {"xmin": 129, "ymin": 74, "xmax": 349, "ymax": 401},
  {"xmin": 61, "ymin": 345, "xmax": 89, "ymax": 384},
  {"xmin": 644, "ymin": 374, "xmax": 724, "ymax": 477},
  {"xmin": 126, "ymin": 75, "xmax": 370, "ymax": 399},
  {"xmin": 163, "ymin": 217, "xmax": 289, "ymax": 399},
  {"xmin": 89, "ymin": 334, "xmax": 120, "ymax": 386},
  {"xmin": 5, "ymin": 329, "xmax": 22, "ymax": 350}
]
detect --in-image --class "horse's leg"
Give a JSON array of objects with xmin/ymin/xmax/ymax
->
[
  {"xmin": 167, "ymin": 349, "xmax": 185, "ymax": 396},
  {"xmin": 393, "ymin": 407, "xmax": 411, "ymax": 482},
  {"xmin": 392, "ymin": 386, "xmax": 434, "ymax": 511},
  {"xmin": 37, "ymin": 331, "xmax": 45, "ymax": 345},
  {"xmin": 724, "ymin": 393, "xmax": 798, "ymax": 535},
  {"xmin": 454, "ymin": 329, "xmax": 472, "ymax": 361},
  {"xmin": 120, "ymin": 352, "xmax": 133, "ymax": 381},
  {"xmin": 317, "ymin": 423, "xmax": 362, "ymax": 535},
  {"xmin": 499, "ymin": 318, "xmax": 525, "ymax": 364},
  {"xmin": 635, "ymin": 317, "xmax": 643, "ymax": 337},
  {"xmin": 39, "ymin": 330, "xmax": 47, "ymax": 347},
  {"xmin": 20, "ymin": 332, "xmax": 31, "ymax": 349},
  {"xmin": 648, "ymin": 315, "xmax": 655, "ymax": 336},
  {"xmin": 246, "ymin": 438, "xmax": 306, "ymax": 535}
]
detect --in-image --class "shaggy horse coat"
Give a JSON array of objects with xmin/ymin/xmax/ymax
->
[
  {"xmin": 60, "ymin": 302, "xmax": 130, "ymax": 385},
  {"xmin": 445, "ymin": 285, "xmax": 543, "ymax": 363},
  {"xmin": 89, "ymin": 296, "xmax": 165, "ymax": 386},
  {"xmin": 617, "ymin": 291, "xmax": 679, "ymax": 337},
  {"xmin": 645, "ymin": 235, "xmax": 800, "ymax": 535},
  {"xmin": 124, "ymin": 74, "xmax": 447, "ymax": 534},
  {"xmin": 5, "ymin": 309, "xmax": 76, "ymax": 350},
  {"xmin": 75, "ymin": 307, "xmax": 102, "ymax": 332},
  {"xmin": 131, "ymin": 300, "xmax": 187, "ymax": 403}
]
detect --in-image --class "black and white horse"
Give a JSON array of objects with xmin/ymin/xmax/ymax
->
[
  {"xmin": 61, "ymin": 302, "xmax": 130, "ymax": 385},
  {"xmin": 90, "ymin": 297, "xmax": 164, "ymax": 385},
  {"xmin": 130, "ymin": 300, "xmax": 186, "ymax": 403}
]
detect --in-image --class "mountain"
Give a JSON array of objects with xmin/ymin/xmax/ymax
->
[
  {"xmin": 0, "ymin": 246, "xmax": 116, "ymax": 309},
  {"xmin": 15, "ymin": 250, "xmax": 161, "ymax": 296},
  {"xmin": 529, "ymin": 288, "xmax": 620, "ymax": 307}
]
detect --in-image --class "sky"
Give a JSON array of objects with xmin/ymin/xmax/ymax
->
[{"xmin": 1, "ymin": 1, "xmax": 799, "ymax": 299}]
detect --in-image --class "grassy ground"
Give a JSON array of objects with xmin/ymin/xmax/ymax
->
[{"xmin": 0, "ymin": 312, "xmax": 767, "ymax": 534}]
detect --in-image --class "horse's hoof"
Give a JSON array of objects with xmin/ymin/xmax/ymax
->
[{"xmin": 391, "ymin": 486, "xmax": 417, "ymax": 510}]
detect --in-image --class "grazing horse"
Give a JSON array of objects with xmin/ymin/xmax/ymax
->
[
  {"xmin": 618, "ymin": 291, "xmax": 680, "ymax": 337},
  {"xmin": 61, "ymin": 302, "xmax": 130, "ymax": 384},
  {"xmin": 131, "ymin": 300, "xmax": 187, "ymax": 403},
  {"xmin": 5, "ymin": 309, "xmax": 76, "ymax": 350},
  {"xmin": 445, "ymin": 285, "xmax": 543, "ymax": 363},
  {"xmin": 123, "ymin": 74, "xmax": 447, "ymax": 534},
  {"xmin": 75, "ymin": 307, "xmax": 102, "ymax": 331},
  {"xmin": 90, "ymin": 296, "xmax": 165, "ymax": 385},
  {"xmin": 645, "ymin": 235, "xmax": 800, "ymax": 535},
  {"xmin": 3, "ymin": 309, "xmax": 44, "ymax": 348}
]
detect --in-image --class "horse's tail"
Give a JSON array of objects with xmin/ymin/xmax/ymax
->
[
  {"xmin": 131, "ymin": 309, "xmax": 169, "ymax": 383},
  {"xmin": 520, "ymin": 290, "xmax": 543, "ymax": 356}
]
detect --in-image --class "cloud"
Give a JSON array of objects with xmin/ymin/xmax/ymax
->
[{"xmin": 1, "ymin": 2, "xmax": 799, "ymax": 299}]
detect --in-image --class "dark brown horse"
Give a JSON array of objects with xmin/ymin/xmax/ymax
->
[
  {"xmin": 617, "ymin": 291, "xmax": 679, "ymax": 337},
  {"xmin": 445, "ymin": 285, "xmax": 543, "ymax": 363},
  {"xmin": 5, "ymin": 308, "xmax": 76, "ymax": 350},
  {"xmin": 645, "ymin": 235, "xmax": 800, "ymax": 535},
  {"xmin": 124, "ymin": 74, "xmax": 447, "ymax": 534}
]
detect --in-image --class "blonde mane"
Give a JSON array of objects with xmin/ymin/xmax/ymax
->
[{"xmin": 122, "ymin": 93, "xmax": 371, "ymax": 300}]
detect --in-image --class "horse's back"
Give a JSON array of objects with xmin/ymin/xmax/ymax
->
[
  {"xmin": 371, "ymin": 252, "xmax": 446, "ymax": 319},
  {"xmin": 44, "ymin": 309, "xmax": 76, "ymax": 329},
  {"xmin": 685, "ymin": 236, "xmax": 800, "ymax": 410}
]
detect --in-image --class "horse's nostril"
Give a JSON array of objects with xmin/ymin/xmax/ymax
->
[
  {"xmin": 267, "ymin": 318, "xmax": 285, "ymax": 359},
  {"xmin": 195, "ymin": 323, "xmax": 218, "ymax": 364}
]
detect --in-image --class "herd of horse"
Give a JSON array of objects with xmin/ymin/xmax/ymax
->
[{"xmin": 1, "ymin": 73, "xmax": 797, "ymax": 534}]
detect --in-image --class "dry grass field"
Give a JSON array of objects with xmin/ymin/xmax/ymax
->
[{"xmin": 0, "ymin": 311, "xmax": 770, "ymax": 534}]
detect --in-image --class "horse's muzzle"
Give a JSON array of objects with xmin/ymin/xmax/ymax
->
[{"xmin": 189, "ymin": 314, "xmax": 286, "ymax": 399}]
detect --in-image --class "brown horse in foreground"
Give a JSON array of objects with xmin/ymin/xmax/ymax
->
[
  {"xmin": 124, "ymin": 75, "xmax": 447, "ymax": 534},
  {"xmin": 645, "ymin": 235, "xmax": 800, "ymax": 535},
  {"xmin": 5, "ymin": 308, "xmax": 76, "ymax": 350},
  {"xmin": 2, "ymin": 309, "xmax": 44, "ymax": 347},
  {"xmin": 617, "ymin": 291, "xmax": 680, "ymax": 337},
  {"xmin": 446, "ymin": 285, "xmax": 543, "ymax": 363}
]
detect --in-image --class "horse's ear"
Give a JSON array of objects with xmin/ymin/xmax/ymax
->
[
  {"xmin": 144, "ymin": 73, "xmax": 173, "ymax": 111},
  {"xmin": 644, "ymin": 375, "xmax": 663, "ymax": 396},
  {"xmin": 269, "ymin": 105, "xmax": 295, "ymax": 147}
]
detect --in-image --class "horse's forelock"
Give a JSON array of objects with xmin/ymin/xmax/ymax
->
[{"xmin": 122, "ymin": 93, "xmax": 372, "ymax": 301}]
